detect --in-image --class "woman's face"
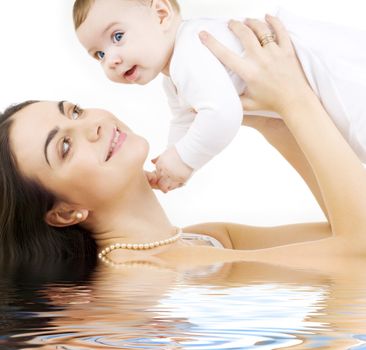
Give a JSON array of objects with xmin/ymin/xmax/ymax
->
[{"xmin": 10, "ymin": 101, "xmax": 149, "ymax": 209}]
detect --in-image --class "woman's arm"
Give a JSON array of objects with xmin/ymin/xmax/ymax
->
[
  {"xmin": 276, "ymin": 83, "xmax": 366, "ymax": 237},
  {"xmin": 200, "ymin": 16, "xmax": 366, "ymax": 239},
  {"xmin": 244, "ymin": 115, "xmax": 328, "ymax": 218},
  {"xmin": 184, "ymin": 221, "xmax": 331, "ymax": 250}
]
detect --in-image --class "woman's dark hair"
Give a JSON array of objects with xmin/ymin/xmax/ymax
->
[{"xmin": 0, "ymin": 101, "xmax": 97, "ymax": 262}]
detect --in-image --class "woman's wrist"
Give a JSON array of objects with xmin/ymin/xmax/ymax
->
[{"xmin": 276, "ymin": 84, "xmax": 318, "ymax": 119}]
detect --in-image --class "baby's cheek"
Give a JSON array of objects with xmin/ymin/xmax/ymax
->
[{"xmin": 105, "ymin": 68, "xmax": 121, "ymax": 83}]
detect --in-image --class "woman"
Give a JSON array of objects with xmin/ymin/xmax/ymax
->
[{"xmin": 1, "ymin": 17, "xmax": 365, "ymax": 270}]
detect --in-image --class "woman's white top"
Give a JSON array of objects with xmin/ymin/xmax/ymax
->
[
  {"xmin": 181, "ymin": 232, "xmax": 224, "ymax": 248},
  {"xmin": 163, "ymin": 9, "xmax": 366, "ymax": 168}
]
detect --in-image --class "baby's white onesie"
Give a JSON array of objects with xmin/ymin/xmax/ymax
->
[{"xmin": 163, "ymin": 9, "xmax": 366, "ymax": 169}]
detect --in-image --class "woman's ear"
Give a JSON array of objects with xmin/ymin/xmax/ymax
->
[
  {"xmin": 45, "ymin": 202, "xmax": 89, "ymax": 227},
  {"xmin": 152, "ymin": 0, "xmax": 176, "ymax": 29}
]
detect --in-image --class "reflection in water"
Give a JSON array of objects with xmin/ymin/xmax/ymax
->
[{"xmin": 0, "ymin": 257, "xmax": 366, "ymax": 349}]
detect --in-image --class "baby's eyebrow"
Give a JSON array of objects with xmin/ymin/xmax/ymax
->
[
  {"xmin": 88, "ymin": 48, "xmax": 97, "ymax": 56},
  {"xmin": 102, "ymin": 22, "xmax": 119, "ymax": 35}
]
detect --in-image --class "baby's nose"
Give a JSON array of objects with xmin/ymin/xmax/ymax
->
[{"xmin": 107, "ymin": 52, "xmax": 123, "ymax": 69}]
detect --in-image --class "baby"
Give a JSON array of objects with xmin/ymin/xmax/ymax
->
[{"xmin": 74, "ymin": 0, "xmax": 366, "ymax": 191}]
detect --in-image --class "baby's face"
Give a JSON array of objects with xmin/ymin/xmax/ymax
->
[{"xmin": 76, "ymin": 0, "xmax": 174, "ymax": 85}]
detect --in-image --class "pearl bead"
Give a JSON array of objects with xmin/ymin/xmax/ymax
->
[{"xmin": 98, "ymin": 227, "xmax": 182, "ymax": 263}]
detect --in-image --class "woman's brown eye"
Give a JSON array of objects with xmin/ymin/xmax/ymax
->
[
  {"xmin": 71, "ymin": 105, "xmax": 82, "ymax": 120},
  {"xmin": 62, "ymin": 137, "xmax": 71, "ymax": 158}
]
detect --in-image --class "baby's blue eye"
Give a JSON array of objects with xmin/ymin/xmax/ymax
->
[
  {"xmin": 95, "ymin": 51, "xmax": 105, "ymax": 60},
  {"xmin": 113, "ymin": 32, "xmax": 124, "ymax": 43}
]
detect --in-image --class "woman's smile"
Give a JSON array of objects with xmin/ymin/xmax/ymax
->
[{"xmin": 106, "ymin": 127, "xmax": 127, "ymax": 161}]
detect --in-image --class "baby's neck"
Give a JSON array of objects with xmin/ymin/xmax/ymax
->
[{"xmin": 161, "ymin": 14, "xmax": 182, "ymax": 76}]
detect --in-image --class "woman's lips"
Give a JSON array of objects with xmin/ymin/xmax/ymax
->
[
  {"xmin": 106, "ymin": 128, "xmax": 127, "ymax": 161},
  {"xmin": 123, "ymin": 65, "xmax": 138, "ymax": 82}
]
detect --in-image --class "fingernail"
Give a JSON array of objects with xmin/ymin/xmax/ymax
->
[{"xmin": 199, "ymin": 31, "xmax": 208, "ymax": 42}]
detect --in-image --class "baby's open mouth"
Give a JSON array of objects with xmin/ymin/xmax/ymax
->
[
  {"xmin": 123, "ymin": 65, "xmax": 137, "ymax": 82},
  {"xmin": 124, "ymin": 65, "xmax": 137, "ymax": 79}
]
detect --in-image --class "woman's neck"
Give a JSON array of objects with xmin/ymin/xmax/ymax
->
[{"xmin": 88, "ymin": 172, "xmax": 174, "ymax": 249}]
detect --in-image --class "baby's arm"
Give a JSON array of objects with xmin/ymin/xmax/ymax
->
[
  {"xmin": 152, "ymin": 78, "xmax": 195, "ymax": 192},
  {"xmin": 155, "ymin": 26, "xmax": 243, "ymax": 192}
]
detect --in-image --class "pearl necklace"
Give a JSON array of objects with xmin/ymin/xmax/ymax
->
[{"xmin": 98, "ymin": 227, "xmax": 182, "ymax": 259}]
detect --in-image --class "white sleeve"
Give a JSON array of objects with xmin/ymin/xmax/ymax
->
[
  {"xmin": 162, "ymin": 77, "xmax": 195, "ymax": 147},
  {"xmin": 170, "ymin": 30, "xmax": 243, "ymax": 170}
]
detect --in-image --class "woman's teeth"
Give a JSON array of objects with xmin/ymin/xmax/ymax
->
[
  {"xmin": 107, "ymin": 130, "xmax": 120, "ymax": 160},
  {"xmin": 112, "ymin": 130, "xmax": 120, "ymax": 147}
]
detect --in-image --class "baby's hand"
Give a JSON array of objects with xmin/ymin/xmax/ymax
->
[
  {"xmin": 153, "ymin": 148, "xmax": 193, "ymax": 193},
  {"xmin": 145, "ymin": 170, "xmax": 160, "ymax": 189}
]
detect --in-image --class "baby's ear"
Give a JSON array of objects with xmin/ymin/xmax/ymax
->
[
  {"xmin": 45, "ymin": 202, "xmax": 88, "ymax": 227},
  {"xmin": 152, "ymin": 0, "xmax": 175, "ymax": 29}
]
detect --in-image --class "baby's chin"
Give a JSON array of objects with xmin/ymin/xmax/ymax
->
[
  {"xmin": 108, "ymin": 69, "xmax": 158, "ymax": 86},
  {"xmin": 126, "ymin": 73, "xmax": 158, "ymax": 86}
]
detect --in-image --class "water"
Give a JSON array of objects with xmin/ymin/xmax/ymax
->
[{"xmin": 1, "ymin": 258, "xmax": 366, "ymax": 349}]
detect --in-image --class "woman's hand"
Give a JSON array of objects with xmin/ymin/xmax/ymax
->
[
  {"xmin": 200, "ymin": 15, "xmax": 366, "ymax": 239},
  {"xmin": 199, "ymin": 15, "xmax": 313, "ymax": 115}
]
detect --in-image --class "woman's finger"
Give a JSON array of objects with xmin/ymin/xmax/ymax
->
[
  {"xmin": 199, "ymin": 30, "xmax": 247, "ymax": 76},
  {"xmin": 227, "ymin": 20, "xmax": 262, "ymax": 54},
  {"xmin": 265, "ymin": 15, "xmax": 293, "ymax": 52},
  {"xmin": 244, "ymin": 18, "xmax": 277, "ymax": 48}
]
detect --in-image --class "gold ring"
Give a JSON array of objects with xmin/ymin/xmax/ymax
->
[
  {"xmin": 259, "ymin": 33, "xmax": 275, "ymax": 41},
  {"xmin": 259, "ymin": 33, "xmax": 276, "ymax": 47}
]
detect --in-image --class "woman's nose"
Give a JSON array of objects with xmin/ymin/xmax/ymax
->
[{"xmin": 83, "ymin": 122, "xmax": 101, "ymax": 143}]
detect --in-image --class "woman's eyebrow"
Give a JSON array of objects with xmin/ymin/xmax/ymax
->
[
  {"xmin": 44, "ymin": 101, "xmax": 65, "ymax": 167},
  {"xmin": 58, "ymin": 100, "xmax": 66, "ymax": 115},
  {"xmin": 44, "ymin": 127, "xmax": 60, "ymax": 167}
]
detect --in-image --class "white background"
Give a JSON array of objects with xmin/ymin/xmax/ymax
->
[{"xmin": 0, "ymin": 1, "xmax": 364, "ymax": 228}]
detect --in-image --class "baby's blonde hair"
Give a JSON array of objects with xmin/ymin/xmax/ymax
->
[{"xmin": 73, "ymin": 0, "xmax": 180, "ymax": 29}]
